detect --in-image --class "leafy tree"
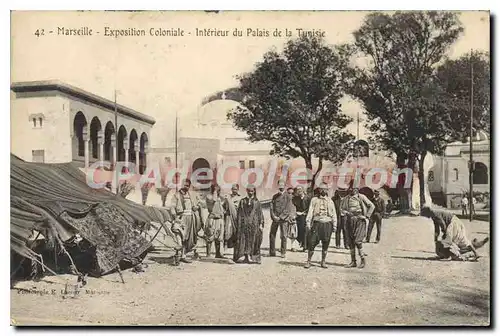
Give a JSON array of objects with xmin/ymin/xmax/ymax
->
[
  {"xmin": 435, "ymin": 51, "xmax": 490, "ymax": 139},
  {"xmin": 228, "ymin": 35, "xmax": 355, "ymax": 188},
  {"xmin": 348, "ymin": 11, "xmax": 466, "ymax": 209}
]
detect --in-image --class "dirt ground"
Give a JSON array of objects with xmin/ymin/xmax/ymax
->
[{"xmin": 11, "ymin": 210, "xmax": 490, "ymax": 326}]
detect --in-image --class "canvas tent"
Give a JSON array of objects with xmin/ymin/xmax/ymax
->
[{"xmin": 11, "ymin": 154, "xmax": 179, "ymax": 277}]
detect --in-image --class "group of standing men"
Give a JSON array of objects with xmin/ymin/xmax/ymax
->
[
  {"xmin": 168, "ymin": 179, "xmax": 264, "ymax": 265},
  {"xmin": 166, "ymin": 178, "xmax": 387, "ymax": 269},
  {"xmin": 269, "ymin": 181, "xmax": 387, "ymax": 269}
]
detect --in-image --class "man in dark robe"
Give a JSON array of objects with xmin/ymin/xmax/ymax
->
[
  {"xmin": 269, "ymin": 180, "xmax": 295, "ymax": 258},
  {"xmin": 233, "ymin": 185, "xmax": 264, "ymax": 264},
  {"xmin": 292, "ymin": 186, "xmax": 311, "ymax": 251},
  {"xmin": 365, "ymin": 190, "xmax": 385, "ymax": 243}
]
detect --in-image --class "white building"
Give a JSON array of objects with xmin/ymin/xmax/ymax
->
[
  {"xmin": 11, "ymin": 80, "xmax": 155, "ymax": 173},
  {"xmin": 148, "ymin": 97, "xmax": 281, "ymax": 199},
  {"xmin": 428, "ymin": 131, "xmax": 490, "ymax": 208}
]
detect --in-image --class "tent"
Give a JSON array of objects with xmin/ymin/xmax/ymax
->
[{"xmin": 11, "ymin": 154, "xmax": 178, "ymax": 278}]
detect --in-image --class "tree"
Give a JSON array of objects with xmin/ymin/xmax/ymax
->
[
  {"xmin": 348, "ymin": 11, "xmax": 465, "ymax": 209},
  {"xmin": 228, "ymin": 35, "xmax": 355, "ymax": 189},
  {"xmin": 435, "ymin": 51, "xmax": 490, "ymax": 139}
]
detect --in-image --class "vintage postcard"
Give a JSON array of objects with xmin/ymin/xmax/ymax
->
[{"xmin": 10, "ymin": 10, "xmax": 490, "ymax": 326}]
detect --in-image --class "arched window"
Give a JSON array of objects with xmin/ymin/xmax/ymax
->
[
  {"xmin": 473, "ymin": 162, "xmax": 488, "ymax": 184},
  {"xmin": 73, "ymin": 112, "xmax": 87, "ymax": 157},
  {"xmin": 453, "ymin": 168, "xmax": 459, "ymax": 182},
  {"xmin": 354, "ymin": 140, "xmax": 369, "ymax": 158}
]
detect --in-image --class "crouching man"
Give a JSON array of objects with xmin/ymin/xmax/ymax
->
[
  {"xmin": 304, "ymin": 186, "xmax": 337, "ymax": 269},
  {"xmin": 421, "ymin": 205, "xmax": 489, "ymax": 261}
]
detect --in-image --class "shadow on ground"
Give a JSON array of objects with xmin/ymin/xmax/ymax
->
[{"xmin": 391, "ymin": 255, "xmax": 448, "ymax": 261}]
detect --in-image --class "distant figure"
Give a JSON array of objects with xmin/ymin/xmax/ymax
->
[
  {"xmin": 141, "ymin": 183, "xmax": 151, "ymax": 206},
  {"xmin": 233, "ymin": 185, "xmax": 265, "ymax": 264},
  {"xmin": 461, "ymin": 195, "xmax": 469, "ymax": 216},
  {"xmin": 385, "ymin": 199, "xmax": 394, "ymax": 218},
  {"xmin": 365, "ymin": 190, "xmax": 385, "ymax": 244},
  {"xmin": 285, "ymin": 187, "xmax": 298, "ymax": 251},
  {"xmin": 341, "ymin": 186, "xmax": 375, "ymax": 269},
  {"xmin": 292, "ymin": 186, "xmax": 311, "ymax": 251},
  {"xmin": 332, "ymin": 187, "xmax": 349, "ymax": 249},
  {"xmin": 157, "ymin": 186, "xmax": 170, "ymax": 207},
  {"xmin": 304, "ymin": 185, "xmax": 337, "ymax": 269},
  {"xmin": 420, "ymin": 205, "xmax": 488, "ymax": 261},
  {"xmin": 472, "ymin": 197, "xmax": 477, "ymax": 216},
  {"xmin": 225, "ymin": 184, "xmax": 242, "ymax": 248},
  {"xmin": 269, "ymin": 180, "xmax": 295, "ymax": 258}
]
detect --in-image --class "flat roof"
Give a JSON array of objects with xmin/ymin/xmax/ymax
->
[{"xmin": 11, "ymin": 80, "xmax": 155, "ymax": 125}]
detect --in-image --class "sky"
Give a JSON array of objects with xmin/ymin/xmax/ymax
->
[{"xmin": 11, "ymin": 11, "xmax": 490, "ymax": 148}]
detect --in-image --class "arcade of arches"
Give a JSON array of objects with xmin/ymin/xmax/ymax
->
[{"xmin": 72, "ymin": 112, "xmax": 149, "ymax": 174}]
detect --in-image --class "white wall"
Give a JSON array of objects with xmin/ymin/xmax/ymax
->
[
  {"xmin": 11, "ymin": 93, "xmax": 72, "ymax": 163},
  {"xmin": 445, "ymin": 153, "xmax": 490, "ymax": 195}
]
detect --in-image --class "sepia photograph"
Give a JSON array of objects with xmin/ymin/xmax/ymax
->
[{"xmin": 9, "ymin": 10, "xmax": 491, "ymax": 326}]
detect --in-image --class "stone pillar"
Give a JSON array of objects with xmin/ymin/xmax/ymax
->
[
  {"xmin": 111, "ymin": 134, "xmax": 117, "ymax": 169},
  {"xmin": 111, "ymin": 134, "xmax": 117, "ymax": 193},
  {"xmin": 135, "ymin": 144, "xmax": 140, "ymax": 174},
  {"xmin": 83, "ymin": 128, "xmax": 90, "ymax": 169},
  {"xmin": 123, "ymin": 139, "xmax": 129, "ymax": 166},
  {"xmin": 144, "ymin": 145, "xmax": 149, "ymax": 171},
  {"xmin": 98, "ymin": 130, "xmax": 104, "ymax": 165}
]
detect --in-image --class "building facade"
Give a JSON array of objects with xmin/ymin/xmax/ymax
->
[
  {"xmin": 428, "ymin": 131, "xmax": 490, "ymax": 208},
  {"xmin": 147, "ymin": 95, "xmax": 398, "ymax": 200},
  {"xmin": 11, "ymin": 81, "xmax": 155, "ymax": 173},
  {"xmin": 147, "ymin": 98, "xmax": 279, "ymax": 198}
]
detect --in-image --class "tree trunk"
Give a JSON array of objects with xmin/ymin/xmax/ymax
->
[
  {"xmin": 305, "ymin": 158, "xmax": 314, "ymax": 194},
  {"xmin": 407, "ymin": 150, "xmax": 418, "ymax": 211},
  {"xmin": 396, "ymin": 152, "xmax": 410, "ymax": 213},
  {"xmin": 418, "ymin": 151, "xmax": 427, "ymax": 209},
  {"xmin": 312, "ymin": 158, "xmax": 323, "ymax": 192}
]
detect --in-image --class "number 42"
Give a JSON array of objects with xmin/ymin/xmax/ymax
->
[{"xmin": 34, "ymin": 29, "xmax": 45, "ymax": 37}]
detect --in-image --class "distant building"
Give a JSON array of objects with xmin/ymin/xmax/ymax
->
[
  {"xmin": 428, "ymin": 131, "xmax": 490, "ymax": 208},
  {"xmin": 148, "ymin": 97, "xmax": 280, "ymax": 198},
  {"xmin": 11, "ymin": 80, "xmax": 155, "ymax": 173},
  {"xmin": 147, "ymin": 94, "xmax": 397, "ymax": 200}
]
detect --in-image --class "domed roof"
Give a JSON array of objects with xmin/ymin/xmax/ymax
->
[
  {"xmin": 474, "ymin": 130, "xmax": 490, "ymax": 142},
  {"xmin": 445, "ymin": 130, "xmax": 490, "ymax": 156},
  {"xmin": 197, "ymin": 99, "xmax": 247, "ymax": 127}
]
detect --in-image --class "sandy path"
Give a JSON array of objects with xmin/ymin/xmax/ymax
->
[{"xmin": 11, "ymin": 212, "xmax": 490, "ymax": 326}]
